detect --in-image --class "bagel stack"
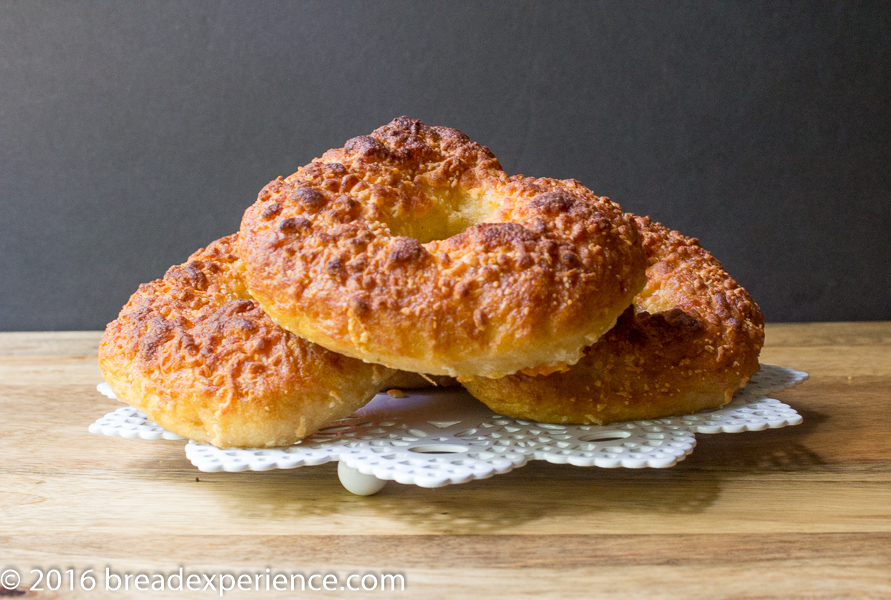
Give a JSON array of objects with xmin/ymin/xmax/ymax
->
[{"xmin": 100, "ymin": 117, "xmax": 763, "ymax": 448}]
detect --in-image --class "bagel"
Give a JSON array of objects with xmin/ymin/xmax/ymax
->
[
  {"xmin": 99, "ymin": 234, "xmax": 394, "ymax": 448},
  {"xmin": 462, "ymin": 216, "xmax": 764, "ymax": 423},
  {"xmin": 238, "ymin": 117, "xmax": 647, "ymax": 378}
]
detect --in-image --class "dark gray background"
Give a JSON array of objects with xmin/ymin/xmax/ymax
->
[{"xmin": 2, "ymin": 1, "xmax": 889, "ymax": 330}]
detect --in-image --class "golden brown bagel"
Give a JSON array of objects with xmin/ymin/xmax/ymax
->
[
  {"xmin": 238, "ymin": 117, "xmax": 647, "ymax": 378},
  {"xmin": 99, "ymin": 235, "xmax": 393, "ymax": 448},
  {"xmin": 463, "ymin": 216, "xmax": 764, "ymax": 423}
]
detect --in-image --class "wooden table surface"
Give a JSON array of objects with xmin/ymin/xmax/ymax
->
[{"xmin": 1, "ymin": 323, "xmax": 889, "ymax": 599}]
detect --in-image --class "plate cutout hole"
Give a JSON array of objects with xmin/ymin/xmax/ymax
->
[
  {"xmin": 317, "ymin": 425, "xmax": 352, "ymax": 433},
  {"xmin": 409, "ymin": 444, "xmax": 468, "ymax": 455},
  {"xmin": 579, "ymin": 431, "xmax": 632, "ymax": 443}
]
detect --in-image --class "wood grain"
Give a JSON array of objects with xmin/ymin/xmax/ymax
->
[{"xmin": 1, "ymin": 325, "xmax": 889, "ymax": 599}]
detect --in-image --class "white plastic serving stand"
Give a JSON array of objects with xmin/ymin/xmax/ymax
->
[{"xmin": 90, "ymin": 364, "xmax": 807, "ymax": 495}]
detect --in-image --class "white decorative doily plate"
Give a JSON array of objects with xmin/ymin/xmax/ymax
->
[{"xmin": 91, "ymin": 364, "xmax": 807, "ymax": 494}]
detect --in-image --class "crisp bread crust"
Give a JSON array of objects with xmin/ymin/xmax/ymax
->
[
  {"xmin": 98, "ymin": 235, "xmax": 393, "ymax": 448},
  {"xmin": 463, "ymin": 216, "xmax": 765, "ymax": 423},
  {"xmin": 238, "ymin": 117, "xmax": 647, "ymax": 377}
]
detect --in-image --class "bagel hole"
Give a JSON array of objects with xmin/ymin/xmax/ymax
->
[{"xmin": 384, "ymin": 187, "xmax": 501, "ymax": 243}]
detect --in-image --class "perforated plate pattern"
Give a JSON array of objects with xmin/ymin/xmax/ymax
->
[{"xmin": 91, "ymin": 365, "xmax": 807, "ymax": 489}]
